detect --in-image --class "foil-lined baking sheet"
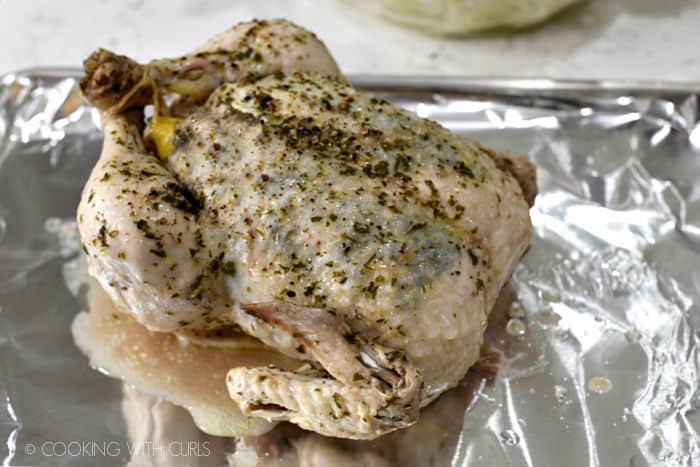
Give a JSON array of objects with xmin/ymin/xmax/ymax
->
[{"xmin": 0, "ymin": 69, "xmax": 699, "ymax": 467}]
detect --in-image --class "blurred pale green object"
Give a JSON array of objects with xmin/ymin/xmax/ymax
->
[{"xmin": 355, "ymin": 0, "xmax": 585, "ymax": 35}]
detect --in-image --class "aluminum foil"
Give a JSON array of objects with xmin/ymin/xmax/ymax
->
[{"xmin": 1, "ymin": 69, "xmax": 699, "ymax": 467}]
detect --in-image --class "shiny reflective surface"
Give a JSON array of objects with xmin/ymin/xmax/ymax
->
[{"xmin": 1, "ymin": 70, "xmax": 699, "ymax": 466}]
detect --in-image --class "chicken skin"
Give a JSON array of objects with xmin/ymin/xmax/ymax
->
[{"xmin": 77, "ymin": 19, "xmax": 534, "ymax": 439}]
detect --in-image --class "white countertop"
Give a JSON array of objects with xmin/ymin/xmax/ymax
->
[{"xmin": 0, "ymin": 0, "xmax": 698, "ymax": 82}]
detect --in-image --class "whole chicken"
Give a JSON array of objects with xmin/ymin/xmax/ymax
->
[{"xmin": 77, "ymin": 19, "xmax": 535, "ymax": 440}]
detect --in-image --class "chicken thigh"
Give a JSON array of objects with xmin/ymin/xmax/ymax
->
[{"xmin": 78, "ymin": 19, "xmax": 534, "ymax": 439}]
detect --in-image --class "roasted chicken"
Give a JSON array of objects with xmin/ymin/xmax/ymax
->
[{"xmin": 76, "ymin": 19, "xmax": 535, "ymax": 440}]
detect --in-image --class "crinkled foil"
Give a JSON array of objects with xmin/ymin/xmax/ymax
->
[{"xmin": 1, "ymin": 70, "xmax": 699, "ymax": 467}]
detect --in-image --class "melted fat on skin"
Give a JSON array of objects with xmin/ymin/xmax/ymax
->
[{"xmin": 71, "ymin": 280, "xmax": 299, "ymax": 437}]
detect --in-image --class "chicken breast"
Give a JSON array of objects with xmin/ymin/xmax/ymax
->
[{"xmin": 77, "ymin": 19, "xmax": 534, "ymax": 439}]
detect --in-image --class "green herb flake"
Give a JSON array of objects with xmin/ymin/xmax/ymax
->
[{"xmin": 353, "ymin": 222, "xmax": 370, "ymax": 234}]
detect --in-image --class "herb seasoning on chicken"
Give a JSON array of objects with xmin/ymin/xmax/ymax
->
[{"xmin": 75, "ymin": 19, "xmax": 535, "ymax": 440}]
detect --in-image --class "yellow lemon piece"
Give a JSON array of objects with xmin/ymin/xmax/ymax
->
[{"xmin": 150, "ymin": 116, "xmax": 181, "ymax": 159}]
